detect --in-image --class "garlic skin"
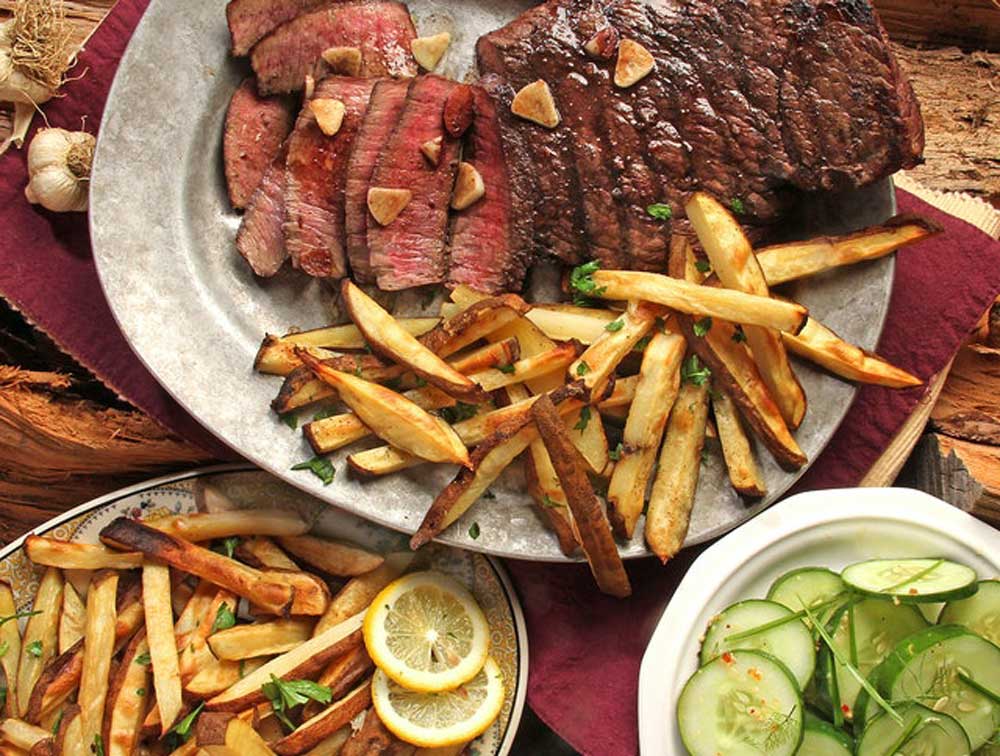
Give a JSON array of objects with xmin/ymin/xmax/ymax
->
[
  {"xmin": 24, "ymin": 128, "xmax": 95, "ymax": 213},
  {"xmin": 0, "ymin": 20, "xmax": 56, "ymax": 106}
]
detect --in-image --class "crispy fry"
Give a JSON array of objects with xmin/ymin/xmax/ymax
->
[
  {"xmin": 0, "ymin": 719, "xmax": 51, "ymax": 750},
  {"xmin": 207, "ymin": 613, "xmax": 364, "ymax": 712},
  {"xmin": 531, "ymin": 395, "xmax": 630, "ymax": 598},
  {"xmin": 235, "ymin": 538, "xmax": 298, "ymax": 571},
  {"xmin": 178, "ymin": 589, "xmax": 237, "ymax": 683},
  {"xmin": 756, "ymin": 215, "xmax": 941, "ymax": 286},
  {"xmin": 684, "ymin": 197, "xmax": 806, "ymax": 428},
  {"xmin": 272, "ymin": 681, "xmax": 372, "ymax": 756},
  {"xmin": 99, "ymin": 519, "xmax": 307, "ymax": 616},
  {"xmin": 79, "ymin": 571, "xmax": 118, "ymax": 748},
  {"xmin": 713, "ymin": 388, "xmax": 766, "ymax": 498},
  {"xmin": 425, "ymin": 292, "xmax": 530, "ymax": 356},
  {"xmin": 782, "ymin": 316, "xmax": 922, "ymax": 388},
  {"xmin": 54, "ymin": 703, "xmax": 84, "ymax": 756},
  {"xmin": 185, "ymin": 658, "xmax": 265, "ymax": 699},
  {"xmin": 524, "ymin": 439, "xmax": 578, "ymax": 556},
  {"xmin": 17, "ymin": 568, "xmax": 62, "ymax": 717},
  {"xmin": 569, "ymin": 302, "xmax": 658, "ymax": 397},
  {"xmin": 297, "ymin": 352, "xmax": 471, "ymax": 468},
  {"xmin": 645, "ymin": 381, "xmax": 710, "ymax": 563},
  {"xmin": 300, "ymin": 729, "xmax": 351, "ymax": 756},
  {"xmin": 195, "ymin": 712, "xmax": 236, "ymax": 746},
  {"xmin": 223, "ymin": 717, "xmax": 276, "ymax": 756},
  {"xmin": 342, "ymin": 281, "xmax": 485, "ymax": 403},
  {"xmin": 276, "ymin": 536, "xmax": 382, "ymax": 578},
  {"xmin": 24, "ymin": 537, "xmax": 143, "ymax": 571},
  {"xmin": 314, "ymin": 554, "xmax": 412, "ymax": 637},
  {"xmin": 103, "ymin": 631, "xmax": 151, "ymax": 756},
  {"xmin": 143, "ymin": 563, "xmax": 183, "ymax": 734},
  {"xmin": 563, "ymin": 405, "xmax": 610, "ymax": 476},
  {"xmin": 607, "ymin": 332, "xmax": 685, "ymax": 538},
  {"xmin": 468, "ymin": 342, "xmax": 580, "ymax": 393},
  {"xmin": 302, "ymin": 645, "xmax": 373, "ymax": 721},
  {"xmin": 589, "ymin": 269, "xmax": 808, "ymax": 333},
  {"xmin": 148, "ymin": 511, "xmax": 309, "ymax": 542},
  {"xmin": 0, "ymin": 581, "xmax": 21, "ymax": 716},
  {"xmin": 525, "ymin": 305, "xmax": 619, "ymax": 344},
  {"xmin": 208, "ymin": 620, "xmax": 313, "ymax": 661},
  {"xmin": 57, "ymin": 582, "xmax": 85, "ymax": 656},
  {"xmin": 174, "ymin": 581, "xmax": 218, "ymax": 648}
]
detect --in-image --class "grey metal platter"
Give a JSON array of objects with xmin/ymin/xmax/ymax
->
[{"xmin": 90, "ymin": 0, "xmax": 895, "ymax": 562}]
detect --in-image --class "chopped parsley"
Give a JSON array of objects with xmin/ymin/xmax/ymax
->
[
  {"xmin": 50, "ymin": 708, "xmax": 63, "ymax": 735},
  {"xmin": 576, "ymin": 361, "xmax": 590, "ymax": 376},
  {"xmin": 694, "ymin": 259, "xmax": 712, "ymax": 274},
  {"xmin": 212, "ymin": 536, "xmax": 240, "ymax": 559},
  {"xmin": 353, "ymin": 357, "xmax": 364, "ymax": 377},
  {"xmin": 609, "ymin": 442, "xmax": 623, "ymax": 461},
  {"xmin": 282, "ymin": 413, "xmax": 298, "ymax": 430},
  {"xmin": 0, "ymin": 640, "xmax": 8, "ymax": 658},
  {"xmin": 693, "ymin": 317, "xmax": 713, "ymax": 337},
  {"xmin": 312, "ymin": 407, "xmax": 338, "ymax": 421},
  {"xmin": 92, "ymin": 735, "xmax": 105, "ymax": 756},
  {"xmin": 166, "ymin": 702, "xmax": 204, "ymax": 743},
  {"xmin": 574, "ymin": 406, "xmax": 592, "ymax": 432},
  {"xmin": 261, "ymin": 675, "xmax": 332, "ymax": 732},
  {"xmin": 135, "ymin": 688, "xmax": 146, "ymax": 697},
  {"xmin": 541, "ymin": 495, "xmax": 563, "ymax": 509},
  {"xmin": 731, "ymin": 326, "xmax": 747, "ymax": 343},
  {"xmin": 496, "ymin": 363, "xmax": 516, "ymax": 374},
  {"xmin": 632, "ymin": 335, "xmax": 652, "ymax": 353},
  {"xmin": 604, "ymin": 319, "xmax": 624, "ymax": 332},
  {"xmin": 26, "ymin": 640, "xmax": 42, "ymax": 658},
  {"xmin": 646, "ymin": 203, "xmax": 673, "ymax": 220},
  {"xmin": 0, "ymin": 609, "xmax": 39, "ymax": 629},
  {"xmin": 134, "ymin": 651, "xmax": 151, "ymax": 666},
  {"xmin": 468, "ymin": 522, "xmax": 481, "ymax": 540},
  {"xmin": 439, "ymin": 402, "xmax": 479, "ymax": 424},
  {"xmin": 211, "ymin": 602, "xmax": 236, "ymax": 634},
  {"xmin": 569, "ymin": 261, "xmax": 606, "ymax": 307},
  {"xmin": 291, "ymin": 456, "xmax": 335, "ymax": 486},
  {"xmin": 681, "ymin": 355, "xmax": 711, "ymax": 386},
  {"xmin": 730, "ymin": 197, "xmax": 746, "ymax": 215}
]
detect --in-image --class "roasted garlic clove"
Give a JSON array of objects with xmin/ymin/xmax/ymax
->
[
  {"xmin": 420, "ymin": 136, "xmax": 443, "ymax": 166},
  {"xmin": 451, "ymin": 162, "xmax": 485, "ymax": 210},
  {"xmin": 511, "ymin": 80, "xmax": 560, "ymax": 128},
  {"xmin": 321, "ymin": 46, "xmax": 363, "ymax": 76},
  {"xmin": 368, "ymin": 187, "xmax": 413, "ymax": 226},
  {"xmin": 614, "ymin": 39, "xmax": 655, "ymax": 88},
  {"xmin": 309, "ymin": 98, "xmax": 346, "ymax": 136},
  {"xmin": 411, "ymin": 32, "xmax": 451, "ymax": 71}
]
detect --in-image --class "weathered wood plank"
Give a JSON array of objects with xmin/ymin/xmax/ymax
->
[{"xmin": 874, "ymin": 0, "xmax": 1000, "ymax": 51}]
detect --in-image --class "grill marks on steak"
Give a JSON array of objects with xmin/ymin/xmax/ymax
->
[
  {"xmin": 284, "ymin": 77, "xmax": 376, "ymax": 278},
  {"xmin": 344, "ymin": 78, "xmax": 413, "ymax": 284},
  {"xmin": 368, "ymin": 75, "xmax": 462, "ymax": 291},
  {"xmin": 447, "ymin": 79, "xmax": 534, "ymax": 293},
  {"xmin": 236, "ymin": 142, "xmax": 290, "ymax": 277},
  {"xmin": 251, "ymin": 2, "xmax": 417, "ymax": 95},
  {"xmin": 224, "ymin": 78, "xmax": 295, "ymax": 210},
  {"xmin": 227, "ymin": 0, "xmax": 332, "ymax": 57}
]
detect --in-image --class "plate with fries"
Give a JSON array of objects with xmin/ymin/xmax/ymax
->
[{"xmin": 0, "ymin": 465, "xmax": 528, "ymax": 755}]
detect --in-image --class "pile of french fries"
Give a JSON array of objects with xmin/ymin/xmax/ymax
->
[
  {"xmin": 255, "ymin": 194, "xmax": 938, "ymax": 596},
  {"xmin": 0, "ymin": 492, "xmax": 464, "ymax": 756}
]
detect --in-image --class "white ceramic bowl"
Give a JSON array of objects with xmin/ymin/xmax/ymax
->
[{"xmin": 637, "ymin": 487, "xmax": 1000, "ymax": 755}]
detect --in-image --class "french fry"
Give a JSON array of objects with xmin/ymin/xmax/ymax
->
[
  {"xmin": 426, "ymin": 291, "xmax": 530, "ymax": 356},
  {"xmin": 271, "ymin": 367, "xmax": 342, "ymax": 415},
  {"xmin": 606, "ymin": 332, "xmax": 685, "ymax": 538},
  {"xmin": 206, "ymin": 613, "xmax": 364, "ymax": 712},
  {"xmin": 0, "ymin": 580, "xmax": 21, "ymax": 716},
  {"xmin": 223, "ymin": 717, "xmax": 276, "ymax": 756},
  {"xmin": 599, "ymin": 375, "xmax": 638, "ymax": 410},
  {"xmin": 342, "ymin": 281, "xmax": 485, "ymax": 403},
  {"xmin": 178, "ymin": 589, "xmax": 238, "ymax": 683},
  {"xmin": 568, "ymin": 301, "xmax": 659, "ymax": 397},
  {"xmin": 588, "ymin": 269, "xmax": 808, "ymax": 333},
  {"xmin": 185, "ymin": 658, "xmax": 265, "ymax": 699},
  {"xmin": 340, "ymin": 707, "xmax": 415, "ymax": 755},
  {"xmin": 24, "ymin": 537, "xmax": 143, "ymax": 571},
  {"xmin": 782, "ymin": 316, "xmax": 922, "ymax": 388},
  {"xmin": 16, "ymin": 568, "xmax": 62, "ymax": 717},
  {"xmin": 99, "ymin": 519, "xmax": 310, "ymax": 616},
  {"xmin": 272, "ymin": 681, "xmax": 372, "ymax": 756},
  {"xmin": 296, "ymin": 352, "xmax": 471, "ymax": 468},
  {"xmin": 174, "ymin": 581, "xmax": 218, "ymax": 648},
  {"xmin": 313, "ymin": 554, "xmax": 412, "ymax": 637},
  {"xmin": 276, "ymin": 536, "xmax": 382, "ymax": 578},
  {"xmin": 684, "ymin": 197, "xmax": 806, "ymax": 428},
  {"xmin": 713, "ymin": 389, "xmax": 766, "ymax": 498},
  {"xmin": 208, "ymin": 620, "xmax": 313, "ymax": 661},
  {"xmin": 194, "ymin": 712, "xmax": 236, "ymax": 746},
  {"xmin": 523, "ymin": 440, "xmax": 578, "ymax": 556},
  {"xmin": 525, "ymin": 305, "xmax": 619, "ymax": 344},
  {"xmin": 563, "ymin": 405, "xmax": 610, "ymax": 476},
  {"xmin": 148, "ymin": 510, "xmax": 309, "ymax": 542},
  {"xmin": 57, "ymin": 582, "xmax": 85, "ymax": 656},
  {"xmin": 644, "ymin": 381, "xmax": 710, "ymax": 563},
  {"xmin": 235, "ymin": 538, "xmax": 299, "ymax": 571},
  {"xmin": 300, "ymin": 729, "xmax": 351, "ymax": 756},
  {"xmin": 531, "ymin": 395, "xmax": 630, "ymax": 598},
  {"xmin": 755, "ymin": 215, "xmax": 941, "ymax": 286},
  {"xmin": 468, "ymin": 342, "xmax": 580, "ymax": 393},
  {"xmin": 0, "ymin": 719, "xmax": 51, "ymax": 750},
  {"xmin": 79, "ymin": 571, "xmax": 118, "ymax": 748},
  {"xmin": 102, "ymin": 631, "xmax": 151, "ymax": 756},
  {"xmin": 301, "ymin": 645, "xmax": 373, "ymax": 721},
  {"xmin": 54, "ymin": 703, "xmax": 84, "ymax": 756},
  {"xmin": 143, "ymin": 563, "xmax": 183, "ymax": 734}
]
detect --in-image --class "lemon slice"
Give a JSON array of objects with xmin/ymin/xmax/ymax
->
[
  {"xmin": 363, "ymin": 571, "xmax": 490, "ymax": 692},
  {"xmin": 372, "ymin": 657, "xmax": 505, "ymax": 747}
]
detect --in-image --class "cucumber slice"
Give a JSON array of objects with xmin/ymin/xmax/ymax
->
[
  {"xmin": 940, "ymin": 580, "xmax": 1000, "ymax": 646},
  {"xmin": 815, "ymin": 598, "xmax": 928, "ymax": 722},
  {"xmin": 866, "ymin": 624, "xmax": 1000, "ymax": 750},
  {"xmin": 799, "ymin": 712, "xmax": 853, "ymax": 755},
  {"xmin": 678, "ymin": 650, "xmax": 804, "ymax": 755},
  {"xmin": 767, "ymin": 567, "xmax": 846, "ymax": 628},
  {"xmin": 856, "ymin": 702, "xmax": 971, "ymax": 756},
  {"xmin": 842, "ymin": 558, "xmax": 979, "ymax": 603},
  {"xmin": 700, "ymin": 599, "xmax": 816, "ymax": 689}
]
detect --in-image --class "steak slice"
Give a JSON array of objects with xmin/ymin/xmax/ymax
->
[
  {"xmin": 236, "ymin": 142, "xmax": 289, "ymax": 277},
  {"xmin": 251, "ymin": 2, "xmax": 417, "ymax": 95},
  {"xmin": 284, "ymin": 76, "xmax": 377, "ymax": 278},
  {"xmin": 227, "ymin": 0, "xmax": 331, "ymax": 57},
  {"xmin": 367, "ymin": 75, "xmax": 462, "ymax": 291},
  {"xmin": 223, "ymin": 78, "xmax": 295, "ymax": 210},
  {"xmin": 447, "ymin": 79, "xmax": 534, "ymax": 293},
  {"xmin": 344, "ymin": 78, "xmax": 412, "ymax": 284}
]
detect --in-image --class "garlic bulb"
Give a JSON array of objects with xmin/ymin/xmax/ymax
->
[
  {"xmin": 0, "ymin": 20, "xmax": 57, "ymax": 106},
  {"xmin": 24, "ymin": 128, "xmax": 95, "ymax": 213}
]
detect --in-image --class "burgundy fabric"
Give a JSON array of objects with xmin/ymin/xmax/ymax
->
[{"xmin": 2, "ymin": 3, "xmax": 1000, "ymax": 754}]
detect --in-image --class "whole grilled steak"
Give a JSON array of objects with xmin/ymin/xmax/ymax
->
[
  {"xmin": 367, "ymin": 75, "xmax": 462, "ymax": 291},
  {"xmin": 236, "ymin": 142, "xmax": 289, "ymax": 277},
  {"xmin": 476, "ymin": 0, "xmax": 924, "ymax": 271},
  {"xmin": 223, "ymin": 78, "xmax": 294, "ymax": 210},
  {"xmin": 284, "ymin": 77, "xmax": 377, "ymax": 279},
  {"xmin": 344, "ymin": 78, "xmax": 413, "ymax": 284},
  {"xmin": 447, "ymin": 78, "xmax": 534, "ymax": 293},
  {"xmin": 227, "ymin": 0, "xmax": 331, "ymax": 57},
  {"xmin": 251, "ymin": 2, "xmax": 417, "ymax": 95}
]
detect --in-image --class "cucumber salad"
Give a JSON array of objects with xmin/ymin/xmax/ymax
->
[{"xmin": 677, "ymin": 559, "xmax": 1000, "ymax": 755}]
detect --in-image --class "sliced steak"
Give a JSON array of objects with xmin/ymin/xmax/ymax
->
[
  {"xmin": 367, "ymin": 75, "xmax": 462, "ymax": 291},
  {"xmin": 236, "ymin": 142, "xmax": 289, "ymax": 277},
  {"xmin": 223, "ymin": 78, "xmax": 295, "ymax": 210},
  {"xmin": 447, "ymin": 79, "xmax": 534, "ymax": 293},
  {"xmin": 251, "ymin": 2, "xmax": 417, "ymax": 95},
  {"xmin": 284, "ymin": 76, "xmax": 377, "ymax": 278},
  {"xmin": 344, "ymin": 78, "xmax": 412, "ymax": 284},
  {"xmin": 227, "ymin": 0, "xmax": 331, "ymax": 57}
]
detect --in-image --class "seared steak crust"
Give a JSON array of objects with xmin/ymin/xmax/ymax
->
[{"xmin": 236, "ymin": 141, "xmax": 289, "ymax": 278}]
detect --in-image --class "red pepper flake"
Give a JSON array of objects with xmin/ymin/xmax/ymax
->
[
  {"xmin": 721, "ymin": 652, "xmax": 734, "ymax": 664},
  {"xmin": 841, "ymin": 704, "xmax": 851, "ymax": 715},
  {"xmin": 747, "ymin": 667, "xmax": 762, "ymax": 681}
]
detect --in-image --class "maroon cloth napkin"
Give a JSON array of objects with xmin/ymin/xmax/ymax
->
[{"xmin": 2, "ymin": 2, "xmax": 1000, "ymax": 754}]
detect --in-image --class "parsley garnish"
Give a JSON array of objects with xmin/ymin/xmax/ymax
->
[
  {"xmin": 605, "ymin": 319, "xmax": 624, "ymax": 332},
  {"xmin": 576, "ymin": 361, "xmax": 590, "ymax": 376},
  {"xmin": 282, "ymin": 413, "xmax": 298, "ymax": 430},
  {"xmin": 730, "ymin": 198, "xmax": 746, "ymax": 215},
  {"xmin": 134, "ymin": 651, "xmax": 151, "ymax": 666},
  {"xmin": 135, "ymin": 688, "xmax": 146, "ymax": 697},
  {"xmin": 693, "ymin": 317, "xmax": 713, "ymax": 337},
  {"xmin": 439, "ymin": 402, "xmax": 478, "ymax": 424},
  {"xmin": 541, "ymin": 495, "xmax": 563, "ymax": 509},
  {"xmin": 609, "ymin": 442, "xmax": 623, "ymax": 461},
  {"xmin": 239, "ymin": 660, "xmax": 247, "ymax": 679},
  {"xmin": 694, "ymin": 259, "xmax": 711, "ymax": 274},
  {"xmin": 0, "ymin": 609, "xmax": 39, "ymax": 628},
  {"xmin": 93, "ymin": 734, "xmax": 105, "ymax": 756},
  {"xmin": 646, "ymin": 203, "xmax": 672, "ymax": 220},
  {"xmin": 262, "ymin": 675, "xmax": 332, "ymax": 732},
  {"xmin": 681, "ymin": 355, "xmax": 711, "ymax": 386},
  {"xmin": 312, "ymin": 407, "xmax": 338, "ymax": 421},
  {"xmin": 26, "ymin": 640, "xmax": 42, "ymax": 657},
  {"xmin": 0, "ymin": 640, "xmax": 8, "ymax": 658},
  {"xmin": 569, "ymin": 261, "xmax": 606, "ymax": 307},
  {"xmin": 574, "ymin": 406, "xmax": 592, "ymax": 432},
  {"xmin": 732, "ymin": 326, "xmax": 747, "ymax": 343},
  {"xmin": 50, "ymin": 708, "xmax": 63, "ymax": 735},
  {"xmin": 167, "ymin": 702, "xmax": 204, "ymax": 743},
  {"xmin": 632, "ymin": 335, "xmax": 652, "ymax": 353},
  {"xmin": 496, "ymin": 363, "xmax": 516, "ymax": 374},
  {"xmin": 353, "ymin": 358, "xmax": 364, "ymax": 377},
  {"xmin": 211, "ymin": 603, "xmax": 236, "ymax": 634},
  {"xmin": 468, "ymin": 522, "xmax": 481, "ymax": 540},
  {"xmin": 212, "ymin": 536, "xmax": 240, "ymax": 559},
  {"xmin": 291, "ymin": 456, "xmax": 335, "ymax": 485}
]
